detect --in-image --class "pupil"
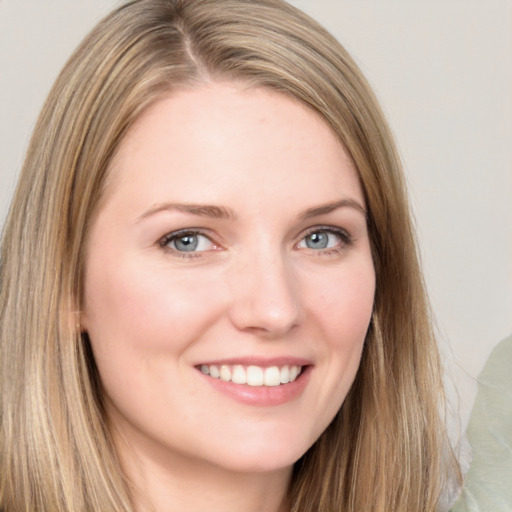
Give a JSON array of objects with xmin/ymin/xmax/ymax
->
[
  {"xmin": 175, "ymin": 235, "xmax": 198, "ymax": 252},
  {"xmin": 307, "ymin": 232, "xmax": 328, "ymax": 249}
]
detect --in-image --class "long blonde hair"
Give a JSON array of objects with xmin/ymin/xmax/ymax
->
[{"xmin": 0, "ymin": 1, "xmax": 456, "ymax": 510}]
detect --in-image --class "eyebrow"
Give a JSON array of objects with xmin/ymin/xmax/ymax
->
[
  {"xmin": 137, "ymin": 202, "xmax": 235, "ymax": 223},
  {"xmin": 137, "ymin": 198, "xmax": 366, "ymax": 223},
  {"xmin": 298, "ymin": 199, "xmax": 367, "ymax": 220}
]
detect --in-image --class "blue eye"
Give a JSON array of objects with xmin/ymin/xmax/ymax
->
[
  {"xmin": 298, "ymin": 228, "xmax": 349, "ymax": 251},
  {"xmin": 162, "ymin": 231, "xmax": 215, "ymax": 253},
  {"xmin": 304, "ymin": 231, "xmax": 331, "ymax": 249}
]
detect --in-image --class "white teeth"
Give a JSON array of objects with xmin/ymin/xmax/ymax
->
[
  {"xmin": 220, "ymin": 365, "xmax": 231, "ymax": 382},
  {"xmin": 199, "ymin": 364, "xmax": 303, "ymax": 387},
  {"xmin": 280, "ymin": 365, "xmax": 290, "ymax": 384},
  {"xmin": 231, "ymin": 365, "xmax": 247, "ymax": 384},
  {"xmin": 264, "ymin": 366, "xmax": 281, "ymax": 387},
  {"xmin": 209, "ymin": 365, "xmax": 220, "ymax": 378},
  {"xmin": 246, "ymin": 366, "xmax": 264, "ymax": 386}
]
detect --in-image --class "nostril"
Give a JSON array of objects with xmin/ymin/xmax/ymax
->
[
  {"xmin": 227, "ymin": 268, "xmax": 300, "ymax": 336},
  {"xmin": 228, "ymin": 253, "xmax": 300, "ymax": 338}
]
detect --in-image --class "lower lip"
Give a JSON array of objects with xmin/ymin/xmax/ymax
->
[{"xmin": 198, "ymin": 366, "xmax": 312, "ymax": 407}]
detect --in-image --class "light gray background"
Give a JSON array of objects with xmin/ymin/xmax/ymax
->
[{"xmin": 1, "ymin": 0, "xmax": 511, "ymax": 426}]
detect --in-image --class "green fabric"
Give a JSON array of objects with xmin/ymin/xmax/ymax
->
[{"xmin": 450, "ymin": 334, "xmax": 512, "ymax": 512}]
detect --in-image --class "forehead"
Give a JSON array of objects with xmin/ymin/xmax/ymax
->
[{"xmin": 104, "ymin": 81, "xmax": 362, "ymax": 211}]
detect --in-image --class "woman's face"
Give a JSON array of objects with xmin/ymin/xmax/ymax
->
[{"xmin": 82, "ymin": 82, "xmax": 375, "ymax": 477}]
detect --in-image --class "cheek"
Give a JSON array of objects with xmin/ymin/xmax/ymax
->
[
  {"xmin": 293, "ymin": 260, "xmax": 374, "ymax": 442},
  {"xmin": 309, "ymin": 260, "xmax": 374, "ymax": 396},
  {"xmin": 309, "ymin": 262, "xmax": 375, "ymax": 346},
  {"xmin": 82, "ymin": 257, "xmax": 226, "ymax": 363}
]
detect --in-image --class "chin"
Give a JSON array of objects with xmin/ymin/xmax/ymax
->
[{"xmin": 205, "ymin": 437, "xmax": 312, "ymax": 475}]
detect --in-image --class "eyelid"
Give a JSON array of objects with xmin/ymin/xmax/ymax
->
[
  {"xmin": 299, "ymin": 225, "xmax": 351, "ymax": 240},
  {"xmin": 296, "ymin": 225, "xmax": 352, "ymax": 252},
  {"xmin": 158, "ymin": 225, "xmax": 353, "ymax": 258},
  {"xmin": 159, "ymin": 228, "xmax": 221, "ymax": 256}
]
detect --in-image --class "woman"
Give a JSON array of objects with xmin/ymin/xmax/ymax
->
[{"xmin": 0, "ymin": 0, "xmax": 458, "ymax": 510}]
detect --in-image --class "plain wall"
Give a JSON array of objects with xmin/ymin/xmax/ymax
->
[{"xmin": 1, "ymin": 0, "xmax": 511, "ymax": 426}]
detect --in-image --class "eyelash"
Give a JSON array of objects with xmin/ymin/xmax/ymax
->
[
  {"xmin": 158, "ymin": 226, "xmax": 352, "ymax": 259},
  {"xmin": 159, "ymin": 229, "xmax": 216, "ymax": 259},
  {"xmin": 298, "ymin": 226, "xmax": 352, "ymax": 256}
]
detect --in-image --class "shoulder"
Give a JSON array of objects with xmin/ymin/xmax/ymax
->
[{"xmin": 450, "ymin": 334, "xmax": 512, "ymax": 512}]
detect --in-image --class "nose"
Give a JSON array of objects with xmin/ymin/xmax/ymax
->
[{"xmin": 227, "ymin": 250, "xmax": 301, "ymax": 338}]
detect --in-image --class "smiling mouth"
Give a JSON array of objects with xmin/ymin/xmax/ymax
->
[{"xmin": 198, "ymin": 364, "xmax": 303, "ymax": 387}]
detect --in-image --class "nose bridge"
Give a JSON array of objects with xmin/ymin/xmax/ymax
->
[{"xmin": 228, "ymin": 241, "xmax": 300, "ymax": 336}]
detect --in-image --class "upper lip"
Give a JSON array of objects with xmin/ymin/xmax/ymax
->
[{"xmin": 195, "ymin": 356, "xmax": 313, "ymax": 367}]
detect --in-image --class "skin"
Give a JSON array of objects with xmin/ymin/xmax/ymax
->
[{"xmin": 82, "ymin": 82, "xmax": 376, "ymax": 512}]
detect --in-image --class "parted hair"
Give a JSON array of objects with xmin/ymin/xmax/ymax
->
[{"xmin": 0, "ymin": 1, "xmax": 456, "ymax": 510}]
